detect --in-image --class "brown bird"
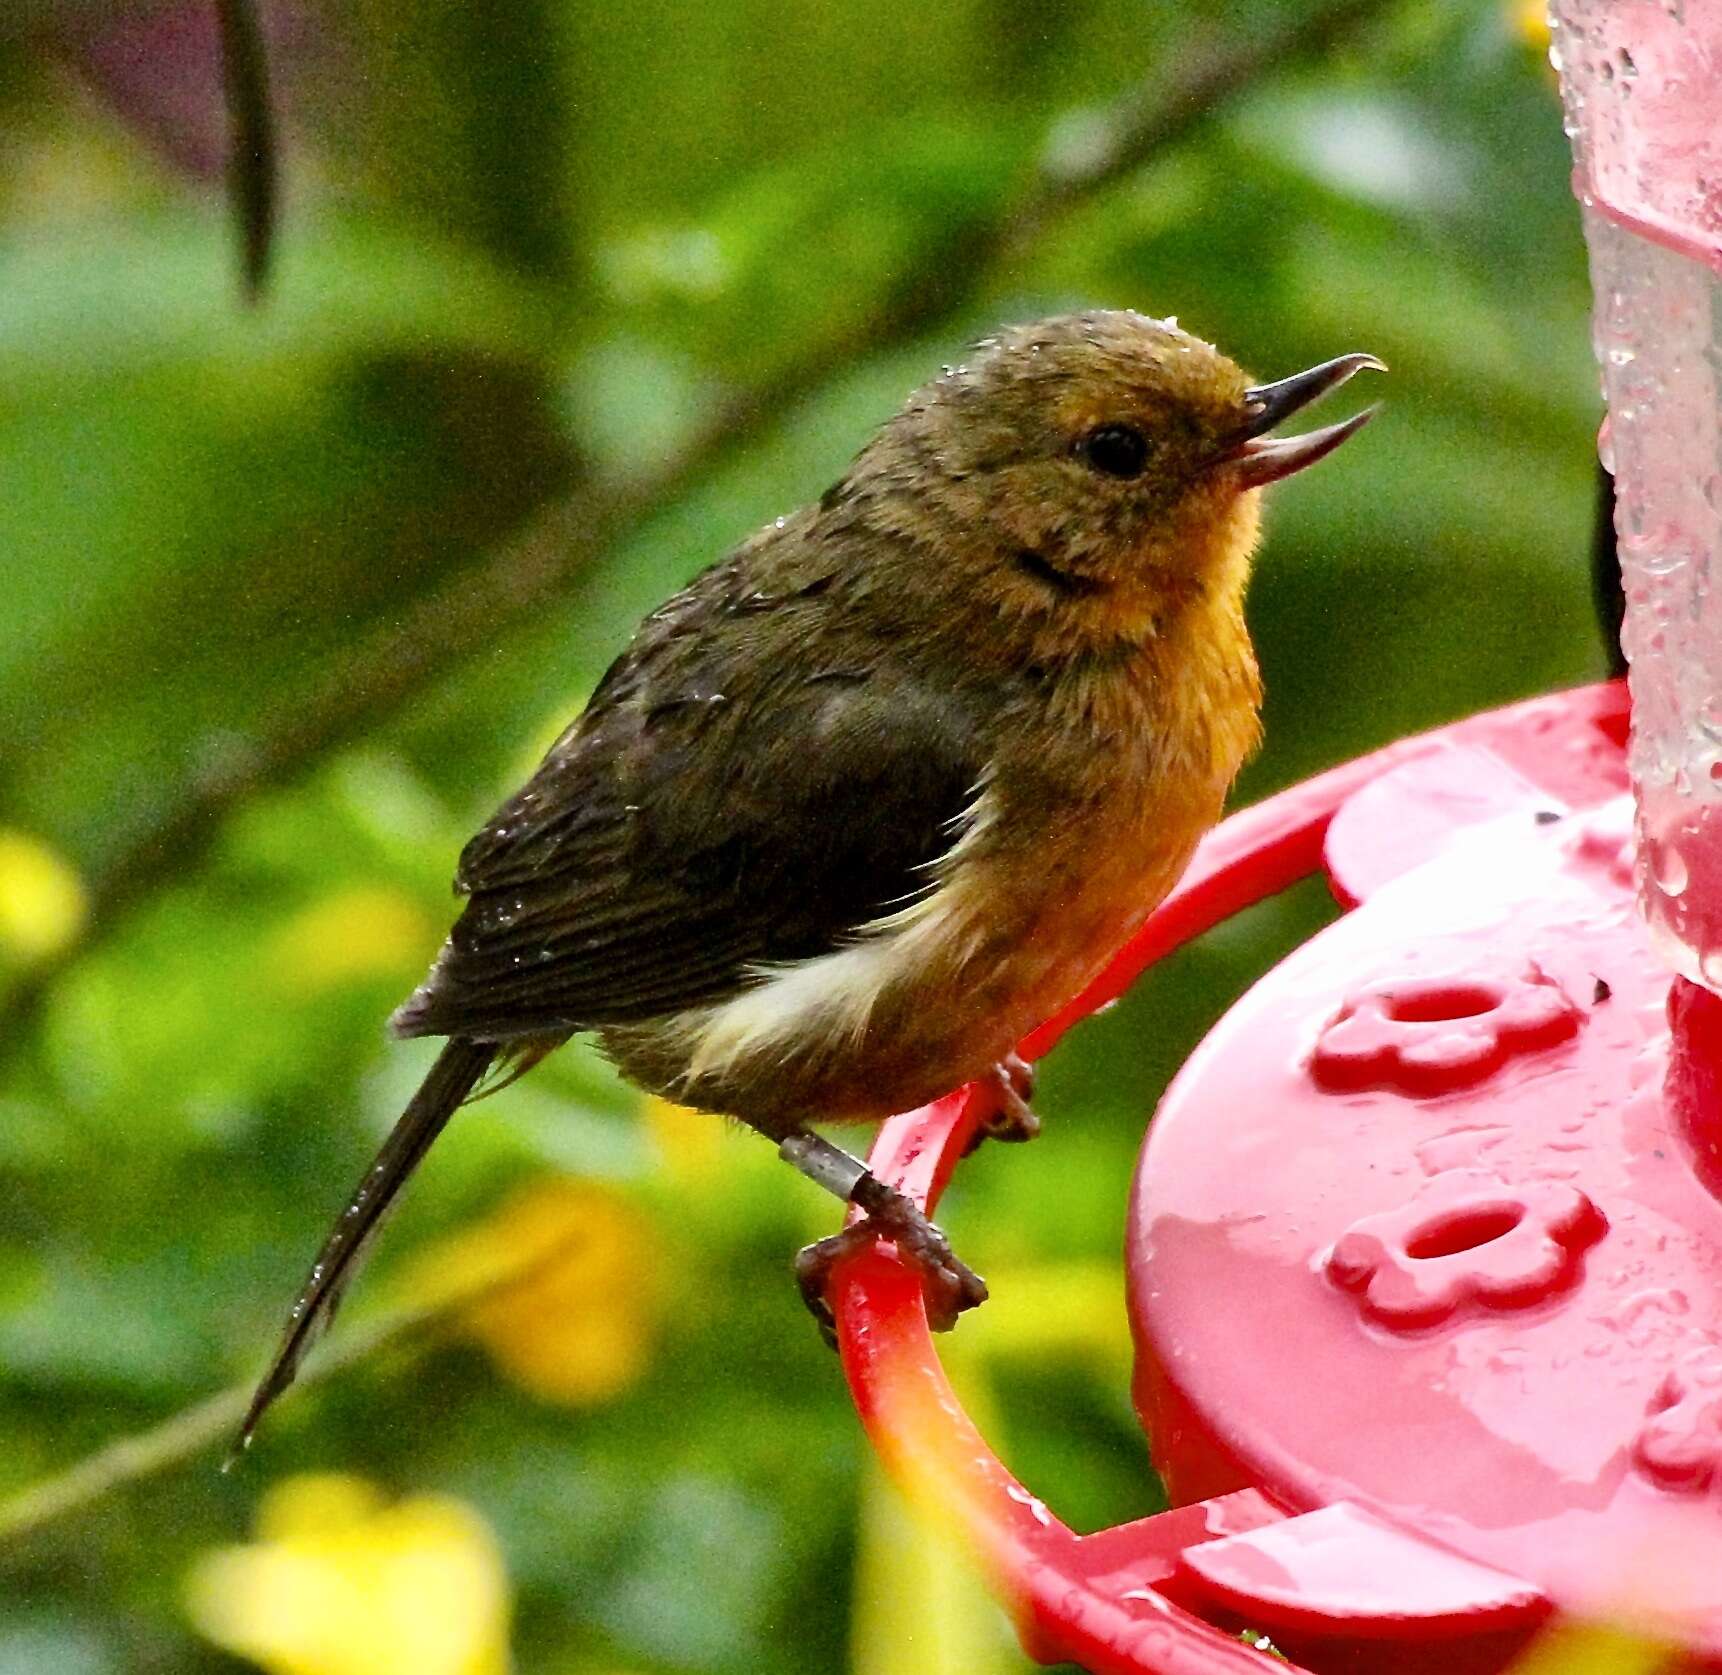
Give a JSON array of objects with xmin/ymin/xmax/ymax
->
[{"xmin": 236, "ymin": 310, "xmax": 1380, "ymax": 1451}]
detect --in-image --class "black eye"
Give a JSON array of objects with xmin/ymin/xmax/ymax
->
[{"xmin": 1078, "ymin": 423, "xmax": 1150, "ymax": 478}]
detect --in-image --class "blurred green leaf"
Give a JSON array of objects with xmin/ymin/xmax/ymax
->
[
  {"xmin": 601, "ymin": 120, "xmax": 1032, "ymax": 379},
  {"xmin": 0, "ymin": 1617, "xmax": 116, "ymax": 1675},
  {"xmin": 0, "ymin": 215, "xmax": 576, "ymax": 875}
]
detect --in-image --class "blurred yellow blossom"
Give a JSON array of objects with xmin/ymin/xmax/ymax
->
[
  {"xmin": 1509, "ymin": 1621, "xmax": 1672, "ymax": 1675},
  {"xmin": 641, "ymin": 1093, "xmax": 726, "ymax": 1181},
  {"xmin": 642, "ymin": 1094, "xmax": 804, "ymax": 1207},
  {"xmin": 963, "ymin": 1260, "xmax": 1129, "ymax": 1371},
  {"xmin": 184, "ymin": 1472, "xmax": 511, "ymax": 1675},
  {"xmin": 0, "ymin": 828, "xmax": 87, "ymax": 963},
  {"xmin": 852, "ymin": 1460, "xmax": 1022, "ymax": 1675},
  {"xmin": 405, "ymin": 1177, "xmax": 660, "ymax": 1406},
  {"xmin": 269, "ymin": 885, "xmax": 438, "ymax": 994},
  {"xmin": 1513, "ymin": 0, "xmax": 1551, "ymax": 55}
]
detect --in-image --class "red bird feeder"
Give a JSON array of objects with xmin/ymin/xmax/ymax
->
[{"xmin": 826, "ymin": 6, "xmax": 1722, "ymax": 1670}]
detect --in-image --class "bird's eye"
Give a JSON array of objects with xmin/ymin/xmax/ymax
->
[{"xmin": 1078, "ymin": 423, "xmax": 1150, "ymax": 478}]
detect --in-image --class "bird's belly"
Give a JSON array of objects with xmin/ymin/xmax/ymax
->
[
  {"xmin": 603, "ymin": 786, "xmax": 1210, "ymax": 1132},
  {"xmin": 944, "ymin": 820, "xmax": 1203, "ymax": 1061}
]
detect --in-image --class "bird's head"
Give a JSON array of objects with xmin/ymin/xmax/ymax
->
[{"xmin": 864, "ymin": 310, "xmax": 1381, "ymax": 630}]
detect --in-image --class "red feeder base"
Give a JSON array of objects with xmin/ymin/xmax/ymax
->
[{"xmin": 829, "ymin": 681, "xmax": 1722, "ymax": 1672}]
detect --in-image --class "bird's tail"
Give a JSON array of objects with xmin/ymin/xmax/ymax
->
[{"xmin": 231, "ymin": 1037, "xmax": 497, "ymax": 1459}]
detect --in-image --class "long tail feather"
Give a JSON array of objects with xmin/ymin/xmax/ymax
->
[{"xmin": 231, "ymin": 1037, "xmax": 496, "ymax": 1459}]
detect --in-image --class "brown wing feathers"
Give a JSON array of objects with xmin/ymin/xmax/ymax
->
[
  {"xmin": 393, "ymin": 576, "xmax": 990, "ymax": 1042},
  {"xmin": 242, "ymin": 552, "xmax": 987, "ymax": 1445}
]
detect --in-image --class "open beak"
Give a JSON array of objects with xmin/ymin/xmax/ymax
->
[{"xmin": 1225, "ymin": 352, "xmax": 1386, "ymax": 488}]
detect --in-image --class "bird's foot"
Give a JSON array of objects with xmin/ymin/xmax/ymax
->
[
  {"xmin": 964, "ymin": 1053, "xmax": 1041, "ymax": 1153},
  {"xmin": 986, "ymin": 1052, "xmax": 1041, "ymax": 1141},
  {"xmin": 795, "ymin": 1175, "xmax": 987, "ymax": 1346}
]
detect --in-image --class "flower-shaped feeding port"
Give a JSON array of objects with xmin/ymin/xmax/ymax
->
[
  {"xmin": 1634, "ymin": 1351, "xmax": 1722, "ymax": 1494},
  {"xmin": 1310, "ymin": 971, "xmax": 1582, "ymax": 1096},
  {"xmin": 1326, "ymin": 1169, "xmax": 1606, "ymax": 1329}
]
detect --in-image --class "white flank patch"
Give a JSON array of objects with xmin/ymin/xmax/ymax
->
[{"xmin": 675, "ymin": 786, "xmax": 995, "ymax": 1087}]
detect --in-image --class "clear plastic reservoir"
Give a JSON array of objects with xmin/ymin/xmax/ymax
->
[{"xmin": 1553, "ymin": 0, "xmax": 1722, "ymax": 989}]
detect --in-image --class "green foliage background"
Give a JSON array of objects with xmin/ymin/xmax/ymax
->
[{"xmin": 0, "ymin": 1, "xmax": 1607, "ymax": 1670}]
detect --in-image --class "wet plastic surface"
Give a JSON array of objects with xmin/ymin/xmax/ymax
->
[
  {"xmin": 831, "ymin": 684, "xmax": 1722, "ymax": 1674},
  {"xmin": 1553, "ymin": 0, "xmax": 1722, "ymax": 277},
  {"xmin": 1131, "ymin": 692, "xmax": 1722, "ymax": 1655},
  {"xmin": 1555, "ymin": 0, "xmax": 1722, "ymax": 989}
]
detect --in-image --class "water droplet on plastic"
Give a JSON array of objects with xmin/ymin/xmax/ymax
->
[{"xmin": 1655, "ymin": 845, "xmax": 1690, "ymax": 897}]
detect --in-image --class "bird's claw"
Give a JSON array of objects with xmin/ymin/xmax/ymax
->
[
  {"xmin": 796, "ymin": 1190, "xmax": 987, "ymax": 1347},
  {"xmin": 985, "ymin": 1053, "xmax": 1041, "ymax": 1142},
  {"xmin": 962, "ymin": 1054, "xmax": 1041, "ymax": 1154}
]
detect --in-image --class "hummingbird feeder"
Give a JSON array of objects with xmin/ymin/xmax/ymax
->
[{"xmin": 825, "ymin": 5, "xmax": 1722, "ymax": 1669}]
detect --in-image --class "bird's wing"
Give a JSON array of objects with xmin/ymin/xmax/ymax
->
[{"xmin": 392, "ymin": 580, "xmax": 989, "ymax": 1040}]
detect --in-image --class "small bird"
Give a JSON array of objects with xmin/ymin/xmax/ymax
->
[{"xmin": 236, "ymin": 310, "xmax": 1380, "ymax": 1450}]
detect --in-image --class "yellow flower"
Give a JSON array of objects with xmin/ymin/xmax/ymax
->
[
  {"xmin": 852, "ymin": 1461, "xmax": 1023, "ymax": 1675},
  {"xmin": 1512, "ymin": 0, "xmax": 1551, "ymax": 54},
  {"xmin": 641, "ymin": 1094, "xmax": 812, "ymax": 1211},
  {"xmin": 1509, "ymin": 1622, "xmax": 1671, "ymax": 1675},
  {"xmin": 962, "ymin": 1260, "xmax": 1130, "ymax": 1372},
  {"xmin": 0, "ymin": 829, "xmax": 87, "ymax": 963},
  {"xmin": 405, "ymin": 1178, "xmax": 660, "ymax": 1407},
  {"xmin": 269, "ymin": 886, "xmax": 438, "ymax": 995},
  {"xmin": 185, "ymin": 1473, "xmax": 511, "ymax": 1675},
  {"xmin": 641, "ymin": 1094, "xmax": 726, "ymax": 1181}
]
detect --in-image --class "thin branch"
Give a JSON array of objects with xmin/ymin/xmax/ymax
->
[
  {"xmin": 0, "ymin": 1226, "xmax": 589, "ymax": 1548},
  {"xmin": 0, "ymin": 0, "xmax": 1401, "ymax": 1046},
  {"xmin": 214, "ymin": 0, "xmax": 277, "ymax": 303},
  {"xmin": 1025, "ymin": 0, "xmax": 1392, "ymax": 221}
]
